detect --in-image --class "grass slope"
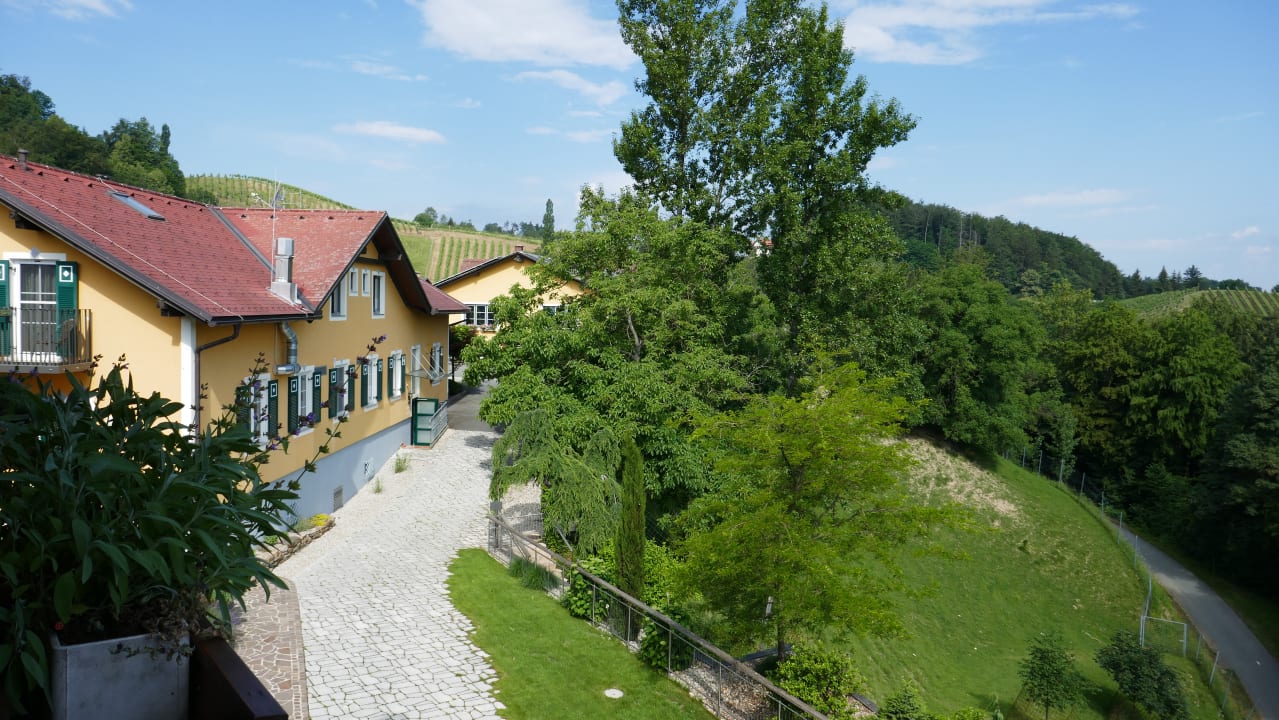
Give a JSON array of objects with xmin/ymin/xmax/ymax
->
[
  {"xmin": 845, "ymin": 441, "xmax": 1218, "ymax": 720},
  {"xmin": 185, "ymin": 174, "xmax": 538, "ymax": 281},
  {"xmin": 448, "ymin": 549, "xmax": 713, "ymax": 720}
]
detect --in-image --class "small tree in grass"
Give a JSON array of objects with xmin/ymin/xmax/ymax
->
[
  {"xmin": 1018, "ymin": 632, "xmax": 1083, "ymax": 720},
  {"xmin": 1095, "ymin": 631, "xmax": 1189, "ymax": 720},
  {"xmin": 880, "ymin": 680, "xmax": 929, "ymax": 720}
]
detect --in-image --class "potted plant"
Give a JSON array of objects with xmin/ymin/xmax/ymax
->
[{"xmin": 0, "ymin": 355, "xmax": 308, "ymax": 718}]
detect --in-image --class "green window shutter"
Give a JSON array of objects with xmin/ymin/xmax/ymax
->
[
  {"xmin": 235, "ymin": 385, "xmax": 252, "ymax": 430},
  {"xmin": 328, "ymin": 368, "xmax": 341, "ymax": 419},
  {"xmin": 400, "ymin": 355, "xmax": 406, "ymax": 395},
  {"xmin": 267, "ymin": 380, "xmax": 279, "ymax": 439},
  {"xmin": 360, "ymin": 362, "xmax": 369, "ymax": 406},
  {"xmin": 55, "ymin": 261, "xmax": 78, "ymax": 312},
  {"xmin": 312, "ymin": 366, "xmax": 326, "ymax": 421},
  {"xmin": 377, "ymin": 359, "xmax": 384, "ymax": 401},
  {"xmin": 0, "ymin": 260, "xmax": 9, "ymax": 356},
  {"xmin": 287, "ymin": 376, "xmax": 299, "ymax": 435},
  {"xmin": 346, "ymin": 366, "xmax": 356, "ymax": 411}
]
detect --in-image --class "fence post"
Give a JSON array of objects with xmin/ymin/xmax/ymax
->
[
  {"xmin": 1101, "ymin": 490, "xmax": 1106, "ymax": 516},
  {"xmin": 1195, "ymin": 633, "xmax": 1202, "ymax": 661},
  {"xmin": 1080, "ymin": 474, "xmax": 1085, "ymax": 500},
  {"xmin": 592, "ymin": 584, "xmax": 597, "ymax": 625},
  {"xmin": 1058, "ymin": 458, "xmax": 1064, "ymax": 485},
  {"xmin": 1209, "ymin": 650, "xmax": 1219, "ymax": 684},
  {"xmin": 1037, "ymin": 450, "xmax": 1043, "ymax": 475},
  {"xmin": 1181, "ymin": 622, "xmax": 1188, "ymax": 656}
]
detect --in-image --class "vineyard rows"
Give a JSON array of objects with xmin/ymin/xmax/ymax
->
[
  {"xmin": 1121, "ymin": 289, "xmax": 1279, "ymax": 319},
  {"xmin": 186, "ymin": 174, "xmax": 538, "ymax": 282}
]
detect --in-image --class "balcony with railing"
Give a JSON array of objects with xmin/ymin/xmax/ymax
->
[{"xmin": 0, "ymin": 307, "xmax": 94, "ymax": 373}]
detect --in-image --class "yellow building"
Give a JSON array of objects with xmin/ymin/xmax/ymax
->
[
  {"xmin": 435, "ymin": 244, "xmax": 584, "ymax": 337},
  {"xmin": 0, "ymin": 153, "xmax": 467, "ymax": 518}
]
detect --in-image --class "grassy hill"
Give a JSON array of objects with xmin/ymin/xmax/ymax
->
[
  {"xmin": 843, "ymin": 439, "xmax": 1220, "ymax": 719},
  {"xmin": 1119, "ymin": 289, "xmax": 1279, "ymax": 320},
  {"xmin": 186, "ymin": 174, "xmax": 539, "ymax": 281}
]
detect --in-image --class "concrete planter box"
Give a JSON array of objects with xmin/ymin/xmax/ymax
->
[{"xmin": 51, "ymin": 632, "xmax": 189, "ymax": 720}]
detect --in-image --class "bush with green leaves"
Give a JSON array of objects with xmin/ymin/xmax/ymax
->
[
  {"xmin": 1018, "ymin": 632, "xmax": 1083, "ymax": 720},
  {"xmin": 562, "ymin": 556, "xmax": 614, "ymax": 619},
  {"xmin": 880, "ymin": 680, "xmax": 931, "ymax": 720},
  {"xmin": 638, "ymin": 605, "xmax": 697, "ymax": 672},
  {"xmin": 1095, "ymin": 631, "xmax": 1189, "ymax": 720},
  {"xmin": 773, "ymin": 644, "xmax": 866, "ymax": 720},
  {"xmin": 0, "ymin": 358, "xmax": 320, "ymax": 712}
]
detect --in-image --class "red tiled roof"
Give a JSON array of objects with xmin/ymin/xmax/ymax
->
[
  {"xmin": 0, "ymin": 157, "xmax": 303, "ymax": 322},
  {"xmin": 421, "ymin": 278, "xmax": 468, "ymax": 313},
  {"xmin": 225, "ymin": 208, "xmax": 383, "ymax": 307}
]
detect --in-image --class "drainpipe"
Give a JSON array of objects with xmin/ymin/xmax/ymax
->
[
  {"xmin": 192, "ymin": 323, "xmax": 241, "ymax": 431},
  {"xmin": 276, "ymin": 321, "xmax": 299, "ymax": 375}
]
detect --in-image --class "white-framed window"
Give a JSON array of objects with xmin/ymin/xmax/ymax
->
[
  {"xmin": 542, "ymin": 304, "xmax": 562, "ymax": 315},
  {"xmin": 329, "ymin": 360, "xmax": 353, "ymax": 419},
  {"xmin": 371, "ymin": 271, "xmax": 385, "ymax": 318},
  {"xmin": 361, "ymin": 269, "xmax": 371, "ymax": 296},
  {"xmin": 237, "ymin": 373, "xmax": 277, "ymax": 447},
  {"xmin": 347, "ymin": 269, "xmax": 358, "ymax": 296},
  {"xmin": 410, "ymin": 343, "xmax": 422, "ymax": 398},
  {"xmin": 329, "ymin": 287, "xmax": 346, "ymax": 320},
  {"xmin": 362, "ymin": 353, "xmax": 382, "ymax": 407},
  {"xmin": 288, "ymin": 367, "xmax": 317, "ymax": 435},
  {"xmin": 465, "ymin": 303, "xmax": 493, "ymax": 327},
  {"xmin": 429, "ymin": 341, "xmax": 445, "ymax": 385},
  {"xmin": 388, "ymin": 350, "xmax": 404, "ymax": 399}
]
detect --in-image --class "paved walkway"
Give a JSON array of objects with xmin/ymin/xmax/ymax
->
[
  {"xmin": 278, "ymin": 425, "xmax": 504, "ymax": 720},
  {"xmin": 1120, "ymin": 528, "xmax": 1279, "ymax": 719}
]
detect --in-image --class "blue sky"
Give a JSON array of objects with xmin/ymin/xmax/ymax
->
[{"xmin": 4, "ymin": 0, "xmax": 1276, "ymax": 289}]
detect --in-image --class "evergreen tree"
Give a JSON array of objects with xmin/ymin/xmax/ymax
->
[
  {"xmin": 1018, "ymin": 632, "xmax": 1082, "ymax": 720},
  {"xmin": 542, "ymin": 198, "xmax": 555, "ymax": 240},
  {"xmin": 615, "ymin": 435, "xmax": 646, "ymax": 612}
]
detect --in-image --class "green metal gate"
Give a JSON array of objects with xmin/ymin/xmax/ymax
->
[{"xmin": 411, "ymin": 397, "xmax": 447, "ymax": 446}]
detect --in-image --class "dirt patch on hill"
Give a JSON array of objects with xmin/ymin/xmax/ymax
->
[{"xmin": 904, "ymin": 437, "xmax": 1021, "ymax": 524}]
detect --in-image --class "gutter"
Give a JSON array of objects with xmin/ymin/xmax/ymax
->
[
  {"xmin": 276, "ymin": 321, "xmax": 300, "ymax": 375},
  {"xmin": 192, "ymin": 323, "xmax": 241, "ymax": 431}
]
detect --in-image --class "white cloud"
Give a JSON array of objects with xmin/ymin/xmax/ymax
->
[
  {"xmin": 526, "ymin": 126, "xmax": 557, "ymax": 136},
  {"xmin": 350, "ymin": 59, "xmax": 428, "ymax": 82},
  {"xmin": 3, "ymin": 0, "xmax": 132, "ymax": 19},
  {"xmin": 868, "ymin": 154, "xmax": 899, "ymax": 172},
  {"xmin": 456, "ymin": 97, "xmax": 482, "ymax": 109},
  {"xmin": 408, "ymin": 0, "xmax": 634, "ymax": 69},
  {"xmin": 333, "ymin": 121, "xmax": 445, "ymax": 144},
  {"xmin": 1015, "ymin": 188, "xmax": 1129, "ymax": 207},
  {"xmin": 1232, "ymin": 225, "xmax": 1261, "ymax": 239},
  {"xmin": 569, "ymin": 110, "xmax": 604, "ymax": 118},
  {"xmin": 564, "ymin": 129, "xmax": 614, "ymax": 144},
  {"xmin": 1244, "ymin": 245, "xmax": 1271, "ymax": 257},
  {"xmin": 514, "ymin": 70, "xmax": 627, "ymax": 106},
  {"xmin": 839, "ymin": 1, "xmax": 1139, "ymax": 65},
  {"xmin": 1216, "ymin": 111, "xmax": 1264, "ymax": 123}
]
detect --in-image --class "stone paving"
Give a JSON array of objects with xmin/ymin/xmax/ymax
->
[
  {"xmin": 231, "ymin": 582, "xmax": 308, "ymax": 720},
  {"xmin": 277, "ymin": 429, "xmax": 506, "ymax": 720}
]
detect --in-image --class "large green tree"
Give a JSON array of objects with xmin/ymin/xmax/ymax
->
[
  {"xmin": 913, "ymin": 260, "xmax": 1051, "ymax": 453},
  {"xmin": 1018, "ymin": 632, "xmax": 1083, "ymax": 720},
  {"xmin": 615, "ymin": 0, "xmax": 919, "ymax": 392},
  {"xmin": 677, "ymin": 363, "xmax": 949, "ymax": 659},
  {"xmin": 465, "ymin": 190, "xmax": 754, "ymax": 524}
]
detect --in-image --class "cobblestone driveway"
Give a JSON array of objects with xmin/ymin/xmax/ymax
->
[{"xmin": 279, "ymin": 428, "xmax": 503, "ymax": 720}]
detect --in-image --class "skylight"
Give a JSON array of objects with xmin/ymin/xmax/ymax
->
[{"xmin": 109, "ymin": 191, "xmax": 165, "ymax": 221}]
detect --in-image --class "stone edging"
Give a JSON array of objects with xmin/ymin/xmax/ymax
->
[{"xmin": 258, "ymin": 519, "xmax": 336, "ymax": 569}]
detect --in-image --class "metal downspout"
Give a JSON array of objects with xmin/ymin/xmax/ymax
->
[
  {"xmin": 276, "ymin": 321, "xmax": 300, "ymax": 375},
  {"xmin": 192, "ymin": 323, "xmax": 241, "ymax": 431}
]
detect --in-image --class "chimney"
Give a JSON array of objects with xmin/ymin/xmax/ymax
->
[
  {"xmin": 17, "ymin": 149, "xmax": 28, "ymax": 171},
  {"xmin": 270, "ymin": 237, "xmax": 299, "ymax": 303}
]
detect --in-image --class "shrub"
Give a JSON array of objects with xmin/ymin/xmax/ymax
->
[
  {"xmin": 773, "ymin": 645, "xmax": 866, "ymax": 720},
  {"xmin": 638, "ymin": 606, "xmax": 697, "ymax": 671},
  {"xmin": 393, "ymin": 453, "xmax": 409, "ymax": 473},
  {"xmin": 563, "ymin": 556, "xmax": 613, "ymax": 619},
  {"xmin": 508, "ymin": 556, "xmax": 559, "ymax": 591},
  {"xmin": 1095, "ymin": 631, "xmax": 1189, "ymax": 720}
]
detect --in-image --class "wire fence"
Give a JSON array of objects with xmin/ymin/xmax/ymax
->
[
  {"xmin": 1005, "ymin": 447, "xmax": 1260, "ymax": 720},
  {"xmin": 485, "ymin": 512, "xmax": 830, "ymax": 720}
]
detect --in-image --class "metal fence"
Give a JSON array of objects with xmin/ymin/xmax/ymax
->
[
  {"xmin": 485, "ymin": 513, "xmax": 829, "ymax": 720},
  {"xmin": 1006, "ymin": 447, "xmax": 1260, "ymax": 720}
]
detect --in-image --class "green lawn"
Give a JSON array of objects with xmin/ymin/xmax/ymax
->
[
  {"xmin": 447, "ymin": 549, "xmax": 713, "ymax": 720},
  {"xmin": 843, "ymin": 449, "xmax": 1218, "ymax": 720}
]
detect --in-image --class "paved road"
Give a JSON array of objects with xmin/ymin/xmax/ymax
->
[
  {"xmin": 1120, "ymin": 527, "xmax": 1279, "ymax": 719},
  {"xmin": 280, "ymin": 401, "xmax": 504, "ymax": 719}
]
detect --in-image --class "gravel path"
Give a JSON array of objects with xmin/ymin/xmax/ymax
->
[
  {"xmin": 1119, "ymin": 527, "xmax": 1279, "ymax": 719},
  {"xmin": 279, "ymin": 428, "xmax": 504, "ymax": 720}
]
